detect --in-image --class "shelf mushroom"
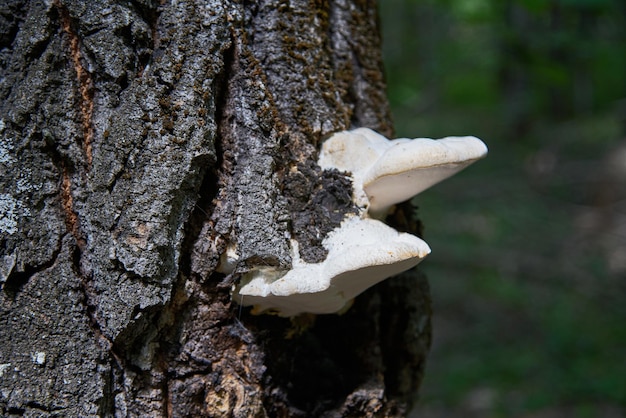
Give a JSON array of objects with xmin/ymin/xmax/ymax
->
[
  {"xmin": 234, "ymin": 216, "xmax": 431, "ymax": 317},
  {"xmin": 232, "ymin": 128, "xmax": 487, "ymax": 316},
  {"xmin": 319, "ymin": 128, "xmax": 488, "ymax": 216}
]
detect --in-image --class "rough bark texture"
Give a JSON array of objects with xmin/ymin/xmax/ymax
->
[{"xmin": 0, "ymin": 1, "xmax": 431, "ymax": 416}]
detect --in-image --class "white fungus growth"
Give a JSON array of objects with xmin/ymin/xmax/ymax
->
[
  {"xmin": 235, "ymin": 216, "xmax": 431, "ymax": 316},
  {"xmin": 319, "ymin": 127, "xmax": 488, "ymax": 216},
  {"xmin": 232, "ymin": 128, "xmax": 488, "ymax": 316}
]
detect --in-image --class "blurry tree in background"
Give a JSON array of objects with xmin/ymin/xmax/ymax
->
[
  {"xmin": 496, "ymin": 0, "xmax": 625, "ymax": 137},
  {"xmin": 382, "ymin": 0, "xmax": 625, "ymax": 140},
  {"xmin": 381, "ymin": 0, "xmax": 626, "ymax": 416}
]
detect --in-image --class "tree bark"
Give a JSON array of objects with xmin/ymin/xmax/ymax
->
[{"xmin": 0, "ymin": 1, "xmax": 431, "ymax": 416}]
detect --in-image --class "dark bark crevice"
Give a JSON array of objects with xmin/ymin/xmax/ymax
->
[
  {"xmin": 1, "ymin": 242, "xmax": 61, "ymax": 299},
  {"xmin": 0, "ymin": 0, "xmax": 27, "ymax": 50},
  {"xmin": 328, "ymin": 0, "xmax": 393, "ymax": 136},
  {"xmin": 190, "ymin": 34, "xmax": 236, "ymax": 281},
  {"xmin": 379, "ymin": 273, "xmax": 432, "ymax": 400},
  {"xmin": 54, "ymin": 0, "xmax": 94, "ymax": 167},
  {"xmin": 114, "ymin": 0, "xmax": 160, "ymax": 80},
  {"xmin": 97, "ymin": 360, "xmax": 116, "ymax": 417},
  {"xmin": 209, "ymin": 23, "xmax": 293, "ymax": 271}
]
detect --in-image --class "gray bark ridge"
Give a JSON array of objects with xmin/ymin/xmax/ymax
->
[{"xmin": 1, "ymin": 1, "xmax": 430, "ymax": 416}]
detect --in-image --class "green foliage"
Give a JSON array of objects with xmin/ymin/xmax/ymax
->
[{"xmin": 380, "ymin": 0, "xmax": 626, "ymax": 415}]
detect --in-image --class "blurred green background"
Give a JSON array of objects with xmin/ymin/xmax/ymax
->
[{"xmin": 379, "ymin": 0, "xmax": 626, "ymax": 417}]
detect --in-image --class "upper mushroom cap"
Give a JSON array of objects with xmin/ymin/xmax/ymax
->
[
  {"xmin": 318, "ymin": 128, "xmax": 488, "ymax": 215},
  {"xmin": 363, "ymin": 135, "xmax": 488, "ymax": 214},
  {"xmin": 234, "ymin": 216, "xmax": 431, "ymax": 316}
]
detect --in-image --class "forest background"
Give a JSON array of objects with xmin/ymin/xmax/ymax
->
[{"xmin": 379, "ymin": 0, "xmax": 626, "ymax": 417}]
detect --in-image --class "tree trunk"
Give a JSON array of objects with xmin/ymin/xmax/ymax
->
[{"xmin": 0, "ymin": 1, "xmax": 431, "ymax": 416}]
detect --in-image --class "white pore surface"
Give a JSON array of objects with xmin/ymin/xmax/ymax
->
[{"xmin": 234, "ymin": 216, "xmax": 431, "ymax": 316}]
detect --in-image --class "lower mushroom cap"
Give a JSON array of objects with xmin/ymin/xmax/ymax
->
[{"xmin": 234, "ymin": 217, "xmax": 431, "ymax": 317}]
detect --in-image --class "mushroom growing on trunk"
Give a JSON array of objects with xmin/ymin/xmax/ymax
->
[{"xmin": 233, "ymin": 128, "xmax": 488, "ymax": 316}]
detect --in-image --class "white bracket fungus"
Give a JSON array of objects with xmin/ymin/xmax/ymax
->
[
  {"xmin": 318, "ymin": 128, "xmax": 489, "ymax": 216},
  {"xmin": 232, "ymin": 128, "xmax": 487, "ymax": 316},
  {"xmin": 234, "ymin": 216, "xmax": 431, "ymax": 316}
]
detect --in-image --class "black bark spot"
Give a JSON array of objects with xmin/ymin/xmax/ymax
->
[{"xmin": 283, "ymin": 162, "xmax": 359, "ymax": 263}]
